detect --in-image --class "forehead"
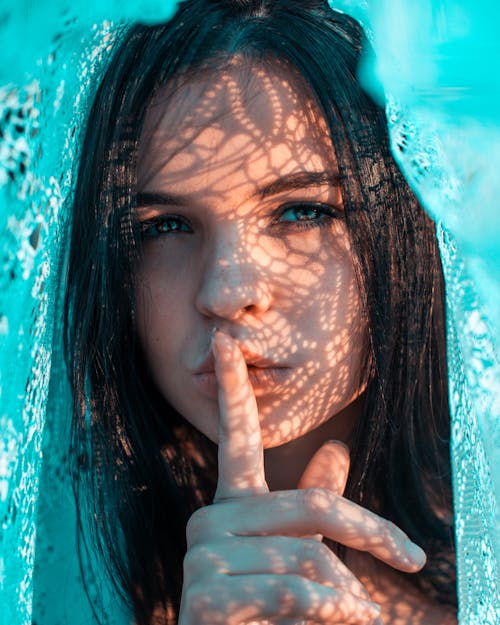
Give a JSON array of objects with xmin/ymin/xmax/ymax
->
[{"xmin": 137, "ymin": 61, "xmax": 336, "ymax": 197}]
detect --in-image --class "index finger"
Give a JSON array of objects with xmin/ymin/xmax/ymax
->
[{"xmin": 212, "ymin": 330, "xmax": 269, "ymax": 502}]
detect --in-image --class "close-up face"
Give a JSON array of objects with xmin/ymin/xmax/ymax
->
[{"xmin": 134, "ymin": 60, "xmax": 369, "ymax": 448}]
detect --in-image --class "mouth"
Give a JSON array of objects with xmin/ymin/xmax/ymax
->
[
  {"xmin": 193, "ymin": 348, "xmax": 287, "ymax": 375},
  {"xmin": 192, "ymin": 366, "xmax": 292, "ymax": 399},
  {"xmin": 192, "ymin": 348, "xmax": 292, "ymax": 399}
]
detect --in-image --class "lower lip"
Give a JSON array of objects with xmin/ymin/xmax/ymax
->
[{"xmin": 192, "ymin": 367, "xmax": 292, "ymax": 399}]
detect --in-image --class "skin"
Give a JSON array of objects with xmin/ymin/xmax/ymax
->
[
  {"xmin": 135, "ymin": 63, "xmax": 368, "ymax": 456},
  {"xmin": 178, "ymin": 330, "xmax": 425, "ymax": 625},
  {"xmin": 134, "ymin": 63, "xmax": 457, "ymax": 624}
]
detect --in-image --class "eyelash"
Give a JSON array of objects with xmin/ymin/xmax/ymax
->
[
  {"xmin": 138, "ymin": 202, "xmax": 342, "ymax": 240},
  {"xmin": 273, "ymin": 202, "xmax": 342, "ymax": 231}
]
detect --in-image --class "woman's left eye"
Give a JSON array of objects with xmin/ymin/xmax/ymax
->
[{"xmin": 275, "ymin": 202, "xmax": 341, "ymax": 228}]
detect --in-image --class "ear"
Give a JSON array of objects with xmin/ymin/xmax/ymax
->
[{"xmin": 297, "ymin": 440, "xmax": 350, "ymax": 496}]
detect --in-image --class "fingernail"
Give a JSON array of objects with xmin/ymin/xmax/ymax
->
[
  {"xmin": 212, "ymin": 329, "xmax": 234, "ymax": 362},
  {"xmin": 325, "ymin": 439, "xmax": 350, "ymax": 452},
  {"xmin": 405, "ymin": 539, "xmax": 427, "ymax": 567},
  {"xmin": 211, "ymin": 327, "xmax": 223, "ymax": 352},
  {"xmin": 210, "ymin": 326, "xmax": 219, "ymax": 350}
]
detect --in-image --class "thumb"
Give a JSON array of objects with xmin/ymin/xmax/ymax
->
[
  {"xmin": 296, "ymin": 440, "xmax": 350, "ymax": 542},
  {"xmin": 297, "ymin": 439, "xmax": 350, "ymax": 495}
]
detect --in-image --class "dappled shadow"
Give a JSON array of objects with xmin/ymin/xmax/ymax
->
[
  {"xmin": 133, "ymin": 60, "xmax": 456, "ymax": 625},
  {"xmin": 134, "ymin": 59, "xmax": 368, "ymax": 454}
]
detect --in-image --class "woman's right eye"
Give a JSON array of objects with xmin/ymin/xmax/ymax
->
[{"xmin": 139, "ymin": 216, "xmax": 192, "ymax": 239}]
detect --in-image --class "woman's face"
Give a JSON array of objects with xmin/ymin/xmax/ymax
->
[{"xmin": 134, "ymin": 63, "xmax": 368, "ymax": 448}]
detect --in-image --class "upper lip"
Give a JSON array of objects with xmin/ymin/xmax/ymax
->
[{"xmin": 192, "ymin": 345, "xmax": 288, "ymax": 375}]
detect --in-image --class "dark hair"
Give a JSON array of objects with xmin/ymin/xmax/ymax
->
[{"xmin": 64, "ymin": 1, "xmax": 456, "ymax": 623}]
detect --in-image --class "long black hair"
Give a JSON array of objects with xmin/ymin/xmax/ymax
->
[{"xmin": 64, "ymin": 1, "xmax": 456, "ymax": 623}]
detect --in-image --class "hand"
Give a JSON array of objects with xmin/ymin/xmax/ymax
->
[{"xmin": 178, "ymin": 331, "xmax": 426, "ymax": 625}]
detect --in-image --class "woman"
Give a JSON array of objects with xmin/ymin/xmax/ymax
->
[{"xmin": 64, "ymin": 0, "xmax": 456, "ymax": 623}]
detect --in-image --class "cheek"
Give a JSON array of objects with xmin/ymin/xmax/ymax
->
[
  {"xmin": 313, "ymin": 249, "xmax": 369, "ymax": 389},
  {"xmin": 295, "ymin": 234, "xmax": 364, "ymax": 337},
  {"xmin": 133, "ymin": 266, "xmax": 188, "ymax": 369},
  {"xmin": 324, "ymin": 272, "xmax": 366, "ymax": 355}
]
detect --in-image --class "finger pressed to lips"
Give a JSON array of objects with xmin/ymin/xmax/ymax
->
[
  {"xmin": 207, "ymin": 330, "xmax": 426, "ymax": 573},
  {"xmin": 213, "ymin": 330, "xmax": 269, "ymax": 501}
]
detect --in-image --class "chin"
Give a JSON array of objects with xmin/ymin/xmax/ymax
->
[{"xmin": 257, "ymin": 417, "xmax": 320, "ymax": 449}]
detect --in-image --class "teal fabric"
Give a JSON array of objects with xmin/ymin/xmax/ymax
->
[
  {"xmin": 1, "ymin": 2, "xmax": 499, "ymax": 624},
  {"xmin": 334, "ymin": 4, "xmax": 500, "ymax": 621},
  {"xmin": 0, "ymin": 9, "xmax": 178, "ymax": 624}
]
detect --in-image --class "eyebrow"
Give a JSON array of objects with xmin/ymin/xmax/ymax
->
[
  {"xmin": 137, "ymin": 190, "xmax": 187, "ymax": 208},
  {"xmin": 256, "ymin": 170, "xmax": 342, "ymax": 199},
  {"xmin": 136, "ymin": 170, "xmax": 342, "ymax": 208}
]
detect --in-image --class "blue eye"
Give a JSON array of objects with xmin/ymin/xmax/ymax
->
[
  {"xmin": 140, "ymin": 216, "xmax": 192, "ymax": 239},
  {"xmin": 276, "ymin": 202, "xmax": 340, "ymax": 228}
]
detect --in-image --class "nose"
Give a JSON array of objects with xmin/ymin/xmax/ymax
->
[{"xmin": 195, "ymin": 234, "xmax": 273, "ymax": 321}]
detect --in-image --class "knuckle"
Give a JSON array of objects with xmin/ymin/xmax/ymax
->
[
  {"xmin": 297, "ymin": 538, "xmax": 326, "ymax": 570},
  {"xmin": 185, "ymin": 541, "xmax": 230, "ymax": 578},
  {"xmin": 380, "ymin": 517, "xmax": 399, "ymax": 542},
  {"xmin": 182, "ymin": 581, "xmax": 214, "ymax": 619},
  {"xmin": 275, "ymin": 575, "xmax": 309, "ymax": 612},
  {"xmin": 298, "ymin": 540, "xmax": 372, "ymax": 603},
  {"xmin": 183, "ymin": 579, "xmax": 236, "ymax": 623},
  {"xmin": 185, "ymin": 506, "xmax": 213, "ymax": 545},
  {"xmin": 183, "ymin": 544, "xmax": 209, "ymax": 578},
  {"xmin": 300, "ymin": 487, "xmax": 331, "ymax": 515}
]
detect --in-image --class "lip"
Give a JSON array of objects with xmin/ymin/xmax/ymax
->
[
  {"xmin": 192, "ymin": 345, "xmax": 287, "ymax": 375},
  {"xmin": 192, "ymin": 366, "xmax": 292, "ymax": 399},
  {"xmin": 191, "ymin": 344, "xmax": 292, "ymax": 399}
]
